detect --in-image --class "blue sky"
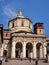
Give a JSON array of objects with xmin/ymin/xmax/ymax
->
[{"xmin": 0, "ymin": 0, "xmax": 49, "ymax": 37}]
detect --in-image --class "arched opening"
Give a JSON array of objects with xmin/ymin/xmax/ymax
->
[
  {"xmin": 3, "ymin": 50, "xmax": 7, "ymax": 57},
  {"xmin": 36, "ymin": 43, "xmax": 43, "ymax": 59},
  {"xmin": 26, "ymin": 43, "xmax": 33, "ymax": 58},
  {"xmin": 15, "ymin": 42, "xmax": 22, "ymax": 58}
]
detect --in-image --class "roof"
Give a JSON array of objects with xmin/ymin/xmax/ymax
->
[
  {"xmin": 34, "ymin": 22, "xmax": 44, "ymax": 26},
  {"xmin": 8, "ymin": 16, "xmax": 32, "ymax": 24}
]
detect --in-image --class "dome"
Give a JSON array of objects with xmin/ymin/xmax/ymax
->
[{"xmin": 8, "ymin": 10, "xmax": 32, "ymax": 33}]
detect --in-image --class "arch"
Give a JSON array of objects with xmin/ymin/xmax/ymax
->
[
  {"xmin": 3, "ymin": 50, "xmax": 7, "ymax": 57},
  {"xmin": 36, "ymin": 43, "xmax": 43, "ymax": 59},
  {"xmin": 26, "ymin": 42, "xmax": 33, "ymax": 58},
  {"xmin": 15, "ymin": 42, "xmax": 23, "ymax": 58}
]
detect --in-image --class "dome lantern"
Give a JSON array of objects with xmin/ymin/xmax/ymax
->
[{"xmin": 17, "ymin": 9, "xmax": 22, "ymax": 16}]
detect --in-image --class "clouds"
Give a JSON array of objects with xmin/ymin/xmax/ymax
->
[
  {"xmin": 1, "ymin": 0, "xmax": 23, "ymax": 18},
  {"xmin": 3, "ymin": 6, "xmax": 17, "ymax": 18}
]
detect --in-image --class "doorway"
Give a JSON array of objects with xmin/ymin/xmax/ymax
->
[
  {"xmin": 26, "ymin": 43, "xmax": 33, "ymax": 58},
  {"xmin": 15, "ymin": 42, "xmax": 22, "ymax": 58}
]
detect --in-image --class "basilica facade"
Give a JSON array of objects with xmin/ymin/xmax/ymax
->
[{"xmin": 0, "ymin": 10, "xmax": 49, "ymax": 60}]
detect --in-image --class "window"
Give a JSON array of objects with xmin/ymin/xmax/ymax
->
[
  {"xmin": 40, "ymin": 29, "xmax": 41, "ymax": 32},
  {"xmin": 6, "ymin": 33, "xmax": 8, "ymax": 36},
  {"xmin": 13, "ymin": 23, "xmax": 14, "ymax": 27},
  {"xmin": 21, "ymin": 20, "xmax": 24, "ymax": 26}
]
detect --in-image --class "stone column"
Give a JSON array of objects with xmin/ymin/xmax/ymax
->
[
  {"xmin": 11, "ymin": 41, "xmax": 15, "ymax": 58},
  {"xmin": 1, "ymin": 44, "xmax": 4, "ymax": 56},
  {"xmin": 43, "ymin": 43, "xmax": 47, "ymax": 59},
  {"xmin": 40, "ymin": 45, "xmax": 43, "ymax": 59},
  {"xmin": 33, "ymin": 42, "xmax": 36, "ymax": 59},
  {"xmin": 23, "ymin": 41, "xmax": 26, "ymax": 58}
]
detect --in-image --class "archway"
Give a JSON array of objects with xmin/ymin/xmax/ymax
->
[
  {"xmin": 36, "ymin": 43, "xmax": 43, "ymax": 59},
  {"xmin": 15, "ymin": 42, "xmax": 22, "ymax": 58},
  {"xmin": 26, "ymin": 43, "xmax": 33, "ymax": 58},
  {"xmin": 3, "ymin": 50, "xmax": 7, "ymax": 57}
]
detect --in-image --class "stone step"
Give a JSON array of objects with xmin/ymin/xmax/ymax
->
[
  {"xmin": 2, "ymin": 60, "xmax": 34, "ymax": 65},
  {"xmin": 2, "ymin": 59, "xmax": 49, "ymax": 65}
]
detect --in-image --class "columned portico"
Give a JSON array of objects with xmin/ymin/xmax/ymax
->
[
  {"xmin": 23, "ymin": 41, "xmax": 26, "ymax": 58},
  {"xmin": 11, "ymin": 41, "xmax": 16, "ymax": 58},
  {"xmin": 33, "ymin": 42, "xmax": 36, "ymax": 59}
]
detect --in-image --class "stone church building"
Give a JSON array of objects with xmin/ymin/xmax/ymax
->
[{"xmin": 0, "ymin": 10, "xmax": 49, "ymax": 60}]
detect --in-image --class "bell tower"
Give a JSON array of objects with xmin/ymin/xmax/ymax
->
[{"xmin": 34, "ymin": 23, "xmax": 44, "ymax": 35}]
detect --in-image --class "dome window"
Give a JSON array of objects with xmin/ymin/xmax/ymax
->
[
  {"xmin": 21, "ymin": 20, "xmax": 24, "ymax": 27},
  {"xmin": 12, "ymin": 23, "xmax": 14, "ymax": 27}
]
